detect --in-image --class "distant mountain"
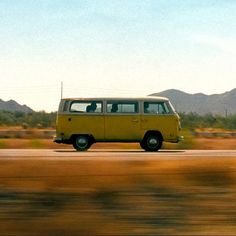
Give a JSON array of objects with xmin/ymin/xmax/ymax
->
[
  {"xmin": 151, "ymin": 89, "xmax": 236, "ymax": 115},
  {"xmin": 0, "ymin": 99, "xmax": 33, "ymax": 113}
]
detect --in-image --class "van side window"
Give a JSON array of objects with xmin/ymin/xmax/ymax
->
[
  {"xmin": 70, "ymin": 101, "xmax": 102, "ymax": 113},
  {"xmin": 144, "ymin": 102, "xmax": 170, "ymax": 114},
  {"xmin": 107, "ymin": 101, "xmax": 138, "ymax": 113}
]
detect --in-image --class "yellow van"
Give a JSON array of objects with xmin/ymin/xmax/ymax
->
[{"xmin": 54, "ymin": 97, "xmax": 182, "ymax": 151}]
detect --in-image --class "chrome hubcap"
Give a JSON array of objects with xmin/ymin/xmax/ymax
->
[
  {"xmin": 76, "ymin": 137, "xmax": 88, "ymax": 147},
  {"xmin": 148, "ymin": 137, "xmax": 158, "ymax": 147}
]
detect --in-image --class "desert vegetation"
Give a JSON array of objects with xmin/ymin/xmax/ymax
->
[
  {"xmin": 0, "ymin": 110, "xmax": 56, "ymax": 128},
  {"xmin": 180, "ymin": 112, "xmax": 236, "ymax": 130}
]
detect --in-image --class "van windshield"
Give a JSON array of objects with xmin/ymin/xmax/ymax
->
[{"xmin": 144, "ymin": 101, "xmax": 173, "ymax": 114}]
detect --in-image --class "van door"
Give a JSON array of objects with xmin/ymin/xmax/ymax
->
[
  {"xmin": 67, "ymin": 100, "xmax": 105, "ymax": 140},
  {"xmin": 141, "ymin": 101, "xmax": 179, "ymax": 141},
  {"xmin": 104, "ymin": 101, "xmax": 141, "ymax": 141}
]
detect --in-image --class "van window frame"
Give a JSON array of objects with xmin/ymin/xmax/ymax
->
[
  {"xmin": 69, "ymin": 100, "xmax": 104, "ymax": 114},
  {"xmin": 63, "ymin": 100, "xmax": 70, "ymax": 112},
  {"xmin": 105, "ymin": 100, "xmax": 140, "ymax": 115},
  {"xmin": 61, "ymin": 99, "xmax": 175, "ymax": 115}
]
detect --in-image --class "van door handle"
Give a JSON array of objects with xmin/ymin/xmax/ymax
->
[{"xmin": 132, "ymin": 119, "xmax": 139, "ymax": 123}]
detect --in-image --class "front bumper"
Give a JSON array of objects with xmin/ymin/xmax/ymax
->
[
  {"xmin": 167, "ymin": 136, "xmax": 184, "ymax": 143},
  {"xmin": 178, "ymin": 136, "xmax": 184, "ymax": 142}
]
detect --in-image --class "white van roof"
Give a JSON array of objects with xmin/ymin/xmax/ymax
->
[{"xmin": 61, "ymin": 96, "xmax": 169, "ymax": 102}]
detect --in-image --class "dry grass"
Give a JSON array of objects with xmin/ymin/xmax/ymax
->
[
  {"xmin": 0, "ymin": 158, "xmax": 236, "ymax": 235},
  {"xmin": 194, "ymin": 137, "xmax": 236, "ymax": 149}
]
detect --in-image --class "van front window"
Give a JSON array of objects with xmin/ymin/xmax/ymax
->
[{"xmin": 144, "ymin": 102, "xmax": 170, "ymax": 114}]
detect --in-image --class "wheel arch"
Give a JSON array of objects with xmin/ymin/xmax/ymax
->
[
  {"xmin": 69, "ymin": 134, "xmax": 95, "ymax": 144},
  {"xmin": 142, "ymin": 130, "xmax": 163, "ymax": 142}
]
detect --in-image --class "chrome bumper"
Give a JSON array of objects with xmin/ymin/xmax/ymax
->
[{"xmin": 178, "ymin": 136, "xmax": 184, "ymax": 142}]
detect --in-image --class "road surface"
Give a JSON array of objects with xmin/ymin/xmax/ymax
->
[
  {"xmin": 1, "ymin": 149, "xmax": 236, "ymax": 235},
  {"xmin": 1, "ymin": 149, "xmax": 236, "ymax": 159}
]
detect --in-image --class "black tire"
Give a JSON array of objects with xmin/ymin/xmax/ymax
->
[
  {"xmin": 140, "ymin": 141, "xmax": 146, "ymax": 150},
  {"xmin": 73, "ymin": 135, "xmax": 90, "ymax": 151},
  {"xmin": 141, "ymin": 134, "xmax": 162, "ymax": 152}
]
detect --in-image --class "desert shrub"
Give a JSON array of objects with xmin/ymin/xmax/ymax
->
[
  {"xmin": 180, "ymin": 112, "xmax": 236, "ymax": 130},
  {"xmin": 0, "ymin": 110, "xmax": 56, "ymax": 128}
]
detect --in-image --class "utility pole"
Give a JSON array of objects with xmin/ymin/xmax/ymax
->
[{"xmin": 61, "ymin": 81, "xmax": 63, "ymax": 99}]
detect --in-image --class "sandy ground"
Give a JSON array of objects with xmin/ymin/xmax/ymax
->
[{"xmin": 194, "ymin": 137, "xmax": 236, "ymax": 149}]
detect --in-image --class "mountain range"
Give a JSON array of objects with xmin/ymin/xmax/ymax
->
[
  {"xmin": 1, "ymin": 88, "xmax": 236, "ymax": 115},
  {"xmin": 0, "ymin": 99, "xmax": 33, "ymax": 113},
  {"xmin": 151, "ymin": 88, "xmax": 236, "ymax": 116}
]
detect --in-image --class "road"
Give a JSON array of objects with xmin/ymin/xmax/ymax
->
[
  {"xmin": 1, "ymin": 149, "xmax": 236, "ymax": 235},
  {"xmin": 1, "ymin": 149, "xmax": 236, "ymax": 159}
]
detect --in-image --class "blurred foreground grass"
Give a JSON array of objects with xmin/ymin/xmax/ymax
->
[{"xmin": 1, "ymin": 157, "xmax": 236, "ymax": 235}]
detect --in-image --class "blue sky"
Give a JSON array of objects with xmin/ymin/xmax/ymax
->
[{"xmin": 0, "ymin": 0, "xmax": 235, "ymax": 111}]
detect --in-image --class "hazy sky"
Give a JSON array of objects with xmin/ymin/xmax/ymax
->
[{"xmin": 0, "ymin": 0, "xmax": 236, "ymax": 111}]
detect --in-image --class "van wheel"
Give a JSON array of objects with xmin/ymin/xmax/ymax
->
[
  {"xmin": 73, "ymin": 135, "xmax": 90, "ymax": 151},
  {"xmin": 141, "ymin": 134, "xmax": 162, "ymax": 152}
]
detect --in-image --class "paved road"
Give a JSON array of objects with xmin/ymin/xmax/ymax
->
[{"xmin": 1, "ymin": 149, "xmax": 236, "ymax": 159}]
